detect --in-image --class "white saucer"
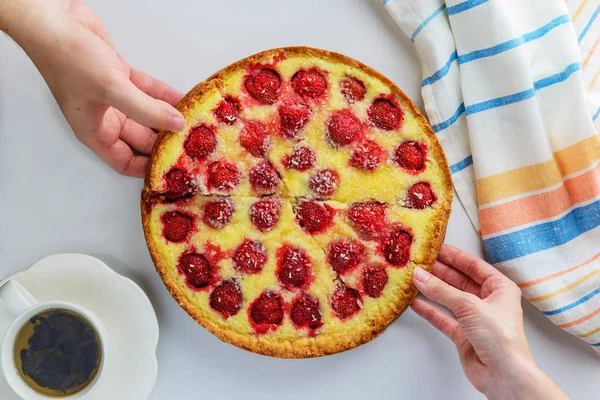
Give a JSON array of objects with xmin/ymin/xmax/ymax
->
[{"xmin": 0, "ymin": 254, "xmax": 159, "ymax": 400}]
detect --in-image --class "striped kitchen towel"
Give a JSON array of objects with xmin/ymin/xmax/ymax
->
[{"xmin": 383, "ymin": 0, "xmax": 600, "ymax": 353}]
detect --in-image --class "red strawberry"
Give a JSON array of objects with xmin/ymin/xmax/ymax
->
[
  {"xmin": 249, "ymin": 161, "xmax": 279, "ymax": 194},
  {"xmin": 327, "ymin": 239, "xmax": 365, "ymax": 275},
  {"xmin": 394, "ymin": 141, "xmax": 427, "ymax": 172},
  {"xmin": 331, "ymin": 283, "xmax": 362, "ymax": 320},
  {"xmin": 290, "ymin": 295, "xmax": 322, "ymax": 330},
  {"xmin": 210, "ymin": 279, "xmax": 243, "ymax": 318},
  {"xmin": 202, "ymin": 198, "xmax": 235, "ymax": 229},
  {"xmin": 185, "ymin": 125, "xmax": 217, "ymax": 160},
  {"xmin": 249, "ymin": 198, "xmax": 282, "ymax": 232},
  {"xmin": 368, "ymin": 98, "xmax": 403, "ymax": 131},
  {"xmin": 162, "ymin": 211, "xmax": 193, "ymax": 242},
  {"xmin": 245, "ymin": 68, "xmax": 281, "ymax": 105},
  {"xmin": 362, "ymin": 265, "xmax": 388, "ymax": 297},
  {"xmin": 381, "ymin": 228, "xmax": 412, "ymax": 267},
  {"xmin": 249, "ymin": 292, "xmax": 284, "ymax": 326},
  {"xmin": 164, "ymin": 168, "xmax": 195, "ymax": 200},
  {"xmin": 340, "ymin": 77, "xmax": 366, "ymax": 103},
  {"xmin": 405, "ymin": 182, "xmax": 436, "ymax": 209},
  {"xmin": 279, "ymin": 103, "xmax": 311, "ymax": 140},
  {"xmin": 206, "ymin": 160, "xmax": 241, "ymax": 193},
  {"xmin": 295, "ymin": 200, "xmax": 335, "ymax": 234},
  {"xmin": 327, "ymin": 110, "xmax": 362, "ymax": 147},
  {"xmin": 179, "ymin": 253, "xmax": 212, "ymax": 288},
  {"xmin": 282, "ymin": 147, "xmax": 316, "ymax": 171},
  {"xmin": 347, "ymin": 201, "xmax": 387, "ymax": 238},
  {"xmin": 350, "ymin": 140, "xmax": 386, "ymax": 172},
  {"xmin": 233, "ymin": 240, "xmax": 268, "ymax": 274},
  {"xmin": 214, "ymin": 97, "xmax": 241, "ymax": 125},
  {"xmin": 309, "ymin": 169, "xmax": 340, "ymax": 197},
  {"xmin": 240, "ymin": 122, "xmax": 271, "ymax": 157},
  {"xmin": 291, "ymin": 69, "xmax": 328, "ymax": 99},
  {"xmin": 277, "ymin": 246, "xmax": 311, "ymax": 289}
]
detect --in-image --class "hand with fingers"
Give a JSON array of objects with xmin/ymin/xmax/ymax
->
[
  {"xmin": 412, "ymin": 244, "xmax": 568, "ymax": 400},
  {"xmin": 1, "ymin": 0, "xmax": 184, "ymax": 177}
]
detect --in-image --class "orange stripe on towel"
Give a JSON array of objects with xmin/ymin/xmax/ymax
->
[
  {"xmin": 558, "ymin": 308, "xmax": 600, "ymax": 328},
  {"xmin": 583, "ymin": 33, "xmax": 600, "ymax": 69},
  {"xmin": 480, "ymin": 162, "xmax": 600, "ymax": 236},
  {"xmin": 528, "ymin": 269, "xmax": 600, "ymax": 302},
  {"xmin": 587, "ymin": 67, "xmax": 600, "ymax": 92},
  {"xmin": 578, "ymin": 326, "xmax": 600, "ymax": 338},
  {"xmin": 518, "ymin": 252, "xmax": 600, "ymax": 288},
  {"xmin": 572, "ymin": 0, "xmax": 589, "ymax": 22},
  {"xmin": 477, "ymin": 135, "xmax": 600, "ymax": 205}
]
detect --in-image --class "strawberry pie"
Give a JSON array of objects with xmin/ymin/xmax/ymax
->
[{"xmin": 141, "ymin": 47, "xmax": 452, "ymax": 358}]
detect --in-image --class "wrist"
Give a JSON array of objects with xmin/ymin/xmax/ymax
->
[
  {"xmin": 1, "ymin": 0, "xmax": 36, "ymax": 41},
  {"xmin": 487, "ymin": 354, "xmax": 567, "ymax": 400},
  {"xmin": 0, "ymin": 0, "xmax": 64, "ymax": 52}
]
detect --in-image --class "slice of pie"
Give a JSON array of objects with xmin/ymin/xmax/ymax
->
[{"xmin": 141, "ymin": 47, "xmax": 452, "ymax": 358}]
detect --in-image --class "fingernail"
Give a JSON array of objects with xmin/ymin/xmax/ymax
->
[
  {"xmin": 413, "ymin": 267, "xmax": 430, "ymax": 283},
  {"xmin": 169, "ymin": 116, "xmax": 185, "ymax": 131}
]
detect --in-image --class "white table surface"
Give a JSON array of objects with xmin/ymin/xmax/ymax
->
[{"xmin": 1, "ymin": 1, "xmax": 599, "ymax": 399}]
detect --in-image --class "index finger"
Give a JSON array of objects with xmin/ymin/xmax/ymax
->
[
  {"xmin": 437, "ymin": 244, "xmax": 501, "ymax": 285},
  {"xmin": 130, "ymin": 68, "xmax": 184, "ymax": 106}
]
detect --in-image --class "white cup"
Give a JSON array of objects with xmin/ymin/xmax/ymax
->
[{"xmin": 0, "ymin": 280, "xmax": 107, "ymax": 400}]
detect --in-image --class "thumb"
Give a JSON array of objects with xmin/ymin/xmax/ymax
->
[
  {"xmin": 412, "ymin": 267, "xmax": 478, "ymax": 316},
  {"xmin": 107, "ymin": 80, "xmax": 185, "ymax": 132}
]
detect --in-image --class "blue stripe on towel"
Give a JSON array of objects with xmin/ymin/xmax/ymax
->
[
  {"xmin": 542, "ymin": 287, "xmax": 600, "ymax": 316},
  {"xmin": 465, "ymin": 62, "xmax": 580, "ymax": 115},
  {"xmin": 593, "ymin": 107, "xmax": 600, "ymax": 122},
  {"xmin": 431, "ymin": 103, "xmax": 465, "ymax": 133},
  {"xmin": 422, "ymin": 51, "xmax": 459, "ymax": 86},
  {"xmin": 450, "ymin": 155, "xmax": 473, "ymax": 174},
  {"xmin": 458, "ymin": 15, "xmax": 570, "ymax": 64},
  {"xmin": 434, "ymin": 62, "xmax": 580, "ymax": 133},
  {"xmin": 411, "ymin": 5, "xmax": 447, "ymax": 42},
  {"xmin": 447, "ymin": 0, "xmax": 489, "ymax": 16},
  {"xmin": 466, "ymin": 89, "xmax": 536, "ymax": 115},
  {"xmin": 484, "ymin": 198, "xmax": 600, "ymax": 263},
  {"xmin": 423, "ymin": 15, "xmax": 570, "ymax": 86},
  {"xmin": 578, "ymin": 6, "xmax": 600, "ymax": 44}
]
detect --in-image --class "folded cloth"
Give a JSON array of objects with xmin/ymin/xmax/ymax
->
[{"xmin": 384, "ymin": 0, "xmax": 600, "ymax": 353}]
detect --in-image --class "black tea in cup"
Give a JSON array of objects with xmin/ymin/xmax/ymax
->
[{"xmin": 13, "ymin": 308, "xmax": 102, "ymax": 396}]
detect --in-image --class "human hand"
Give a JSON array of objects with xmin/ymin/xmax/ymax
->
[
  {"xmin": 2, "ymin": 0, "xmax": 184, "ymax": 177},
  {"xmin": 411, "ymin": 244, "xmax": 567, "ymax": 400}
]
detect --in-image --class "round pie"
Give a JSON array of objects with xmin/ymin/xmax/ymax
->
[{"xmin": 141, "ymin": 47, "xmax": 452, "ymax": 358}]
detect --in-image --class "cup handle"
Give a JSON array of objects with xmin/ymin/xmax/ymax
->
[{"xmin": 0, "ymin": 280, "xmax": 38, "ymax": 316}]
